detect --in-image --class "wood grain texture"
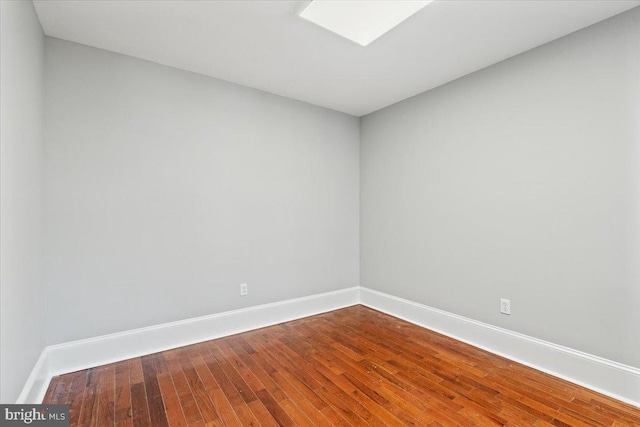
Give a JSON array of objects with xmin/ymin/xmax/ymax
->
[{"xmin": 43, "ymin": 305, "xmax": 640, "ymax": 426}]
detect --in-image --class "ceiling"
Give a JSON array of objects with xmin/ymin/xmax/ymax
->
[{"xmin": 33, "ymin": 0, "xmax": 640, "ymax": 117}]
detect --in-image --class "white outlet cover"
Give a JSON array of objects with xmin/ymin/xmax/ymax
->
[{"xmin": 500, "ymin": 298, "xmax": 511, "ymax": 315}]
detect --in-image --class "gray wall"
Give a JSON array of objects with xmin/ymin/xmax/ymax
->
[
  {"xmin": 361, "ymin": 8, "xmax": 640, "ymax": 368},
  {"xmin": 0, "ymin": 0, "xmax": 46, "ymax": 402},
  {"xmin": 44, "ymin": 38, "xmax": 360, "ymax": 345}
]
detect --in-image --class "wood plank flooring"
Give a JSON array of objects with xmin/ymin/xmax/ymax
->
[{"xmin": 43, "ymin": 305, "xmax": 640, "ymax": 426}]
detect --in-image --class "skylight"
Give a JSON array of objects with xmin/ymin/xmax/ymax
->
[{"xmin": 298, "ymin": 0, "xmax": 433, "ymax": 47}]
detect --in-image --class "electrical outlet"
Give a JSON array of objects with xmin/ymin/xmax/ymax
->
[
  {"xmin": 240, "ymin": 283, "xmax": 248, "ymax": 296},
  {"xmin": 500, "ymin": 298, "xmax": 511, "ymax": 315}
]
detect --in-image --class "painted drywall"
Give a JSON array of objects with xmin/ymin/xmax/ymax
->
[
  {"xmin": 0, "ymin": 0, "xmax": 46, "ymax": 403},
  {"xmin": 43, "ymin": 38, "xmax": 359, "ymax": 345},
  {"xmin": 361, "ymin": 7, "xmax": 640, "ymax": 368}
]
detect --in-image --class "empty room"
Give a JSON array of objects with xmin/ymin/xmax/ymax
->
[{"xmin": 1, "ymin": 0, "xmax": 640, "ymax": 425}]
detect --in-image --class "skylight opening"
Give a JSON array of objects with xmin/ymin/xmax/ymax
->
[{"xmin": 298, "ymin": 0, "xmax": 433, "ymax": 47}]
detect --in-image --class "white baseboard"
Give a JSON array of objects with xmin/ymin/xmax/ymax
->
[
  {"xmin": 359, "ymin": 286, "xmax": 640, "ymax": 408},
  {"xmin": 15, "ymin": 348, "xmax": 51, "ymax": 404},
  {"xmin": 18, "ymin": 285, "xmax": 640, "ymax": 409},
  {"xmin": 17, "ymin": 286, "xmax": 359, "ymax": 403}
]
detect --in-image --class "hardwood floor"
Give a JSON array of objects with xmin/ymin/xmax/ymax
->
[{"xmin": 43, "ymin": 305, "xmax": 640, "ymax": 426}]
